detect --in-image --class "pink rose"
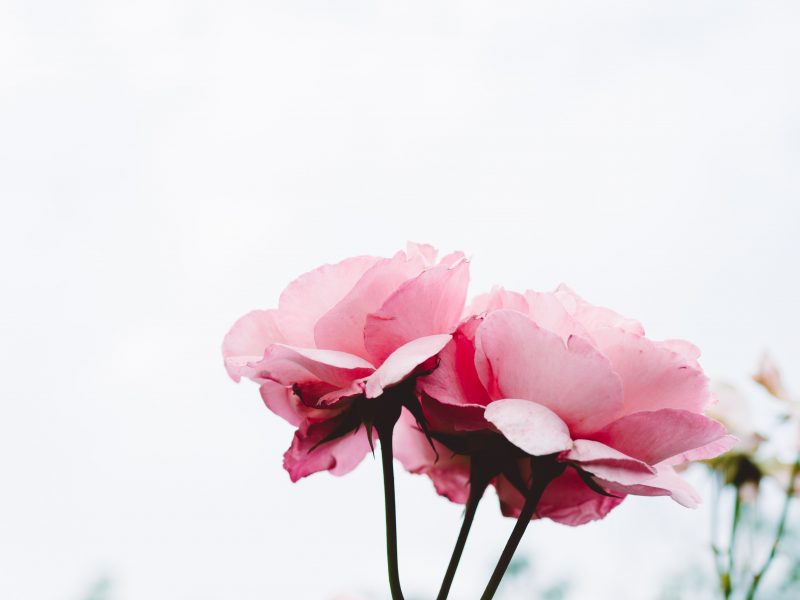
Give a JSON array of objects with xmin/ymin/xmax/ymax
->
[
  {"xmin": 398, "ymin": 285, "xmax": 735, "ymax": 525},
  {"xmin": 222, "ymin": 243, "xmax": 469, "ymax": 481}
]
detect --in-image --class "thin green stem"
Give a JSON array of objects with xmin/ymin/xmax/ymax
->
[
  {"xmin": 745, "ymin": 452, "xmax": 800, "ymax": 600},
  {"xmin": 377, "ymin": 419, "xmax": 405, "ymax": 600},
  {"xmin": 710, "ymin": 472, "xmax": 727, "ymax": 598},
  {"xmin": 436, "ymin": 466, "xmax": 490, "ymax": 600},
  {"xmin": 723, "ymin": 488, "xmax": 743, "ymax": 599},
  {"xmin": 479, "ymin": 458, "xmax": 564, "ymax": 600}
]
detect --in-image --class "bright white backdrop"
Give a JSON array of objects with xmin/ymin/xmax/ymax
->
[{"xmin": 1, "ymin": 1, "xmax": 799, "ymax": 599}]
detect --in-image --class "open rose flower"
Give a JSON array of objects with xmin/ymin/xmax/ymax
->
[
  {"xmin": 222, "ymin": 243, "xmax": 469, "ymax": 481},
  {"xmin": 398, "ymin": 285, "xmax": 736, "ymax": 525}
]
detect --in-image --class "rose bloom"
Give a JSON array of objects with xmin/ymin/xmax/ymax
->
[
  {"xmin": 395, "ymin": 286, "xmax": 736, "ymax": 525},
  {"xmin": 222, "ymin": 243, "xmax": 469, "ymax": 481}
]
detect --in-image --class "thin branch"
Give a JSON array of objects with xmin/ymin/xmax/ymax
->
[{"xmin": 745, "ymin": 453, "xmax": 800, "ymax": 600}]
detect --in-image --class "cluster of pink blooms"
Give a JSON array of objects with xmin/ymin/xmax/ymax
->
[{"xmin": 223, "ymin": 243, "xmax": 735, "ymax": 526}]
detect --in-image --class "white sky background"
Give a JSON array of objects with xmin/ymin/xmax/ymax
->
[{"xmin": 1, "ymin": 1, "xmax": 799, "ymax": 599}]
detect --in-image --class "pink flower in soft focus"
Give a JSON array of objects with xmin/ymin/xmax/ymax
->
[
  {"xmin": 222, "ymin": 243, "xmax": 469, "ymax": 481},
  {"xmin": 708, "ymin": 382, "xmax": 764, "ymax": 453},
  {"xmin": 753, "ymin": 352, "xmax": 800, "ymax": 439},
  {"xmin": 397, "ymin": 285, "xmax": 736, "ymax": 526},
  {"xmin": 753, "ymin": 352, "xmax": 793, "ymax": 402}
]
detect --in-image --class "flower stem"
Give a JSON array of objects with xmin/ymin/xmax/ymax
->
[
  {"xmin": 723, "ymin": 488, "xmax": 743, "ymax": 599},
  {"xmin": 745, "ymin": 452, "xmax": 800, "ymax": 600},
  {"xmin": 479, "ymin": 457, "xmax": 564, "ymax": 600},
  {"xmin": 436, "ymin": 464, "xmax": 490, "ymax": 600},
  {"xmin": 377, "ymin": 416, "xmax": 405, "ymax": 600},
  {"xmin": 710, "ymin": 472, "xmax": 726, "ymax": 593}
]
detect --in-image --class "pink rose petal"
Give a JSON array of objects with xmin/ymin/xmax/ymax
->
[
  {"xmin": 484, "ymin": 399, "xmax": 573, "ymax": 456},
  {"xmin": 364, "ymin": 334, "xmax": 452, "ymax": 398},
  {"xmin": 257, "ymin": 344, "xmax": 374, "ymax": 388},
  {"xmin": 597, "ymin": 464, "xmax": 701, "ymax": 508},
  {"xmin": 591, "ymin": 408, "xmax": 732, "ymax": 465},
  {"xmin": 222, "ymin": 309, "xmax": 287, "ymax": 382},
  {"xmin": 475, "ymin": 310, "xmax": 624, "ymax": 435},
  {"xmin": 283, "ymin": 420, "xmax": 375, "ymax": 482},
  {"xmin": 418, "ymin": 318, "xmax": 491, "ymax": 408},
  {"xmin": 364, "ymin": 260, "xmax": 470, "ymax": 364},
  {"xmin": 277, "ymin": 255, "xmax": 381, "ymax": 347},
  {"xmin": 591, "ymin": 328, "xmax": 711, "ymax": 416},
  {"xmin": 313, "ymin": 252, "xmax": 426, "ymax": 359},
  {"xmin": 563, "ymin": 439, "xmax": 655, "ymax": 486}
]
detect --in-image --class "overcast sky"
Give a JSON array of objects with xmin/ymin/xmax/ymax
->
[{"xmin": 2, "ymin": 1, "xmax": 799, "ymax": 599}]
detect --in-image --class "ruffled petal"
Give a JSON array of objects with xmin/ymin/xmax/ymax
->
[
  {"xmin": 418, "ymin": 317, "xmax": 491, "ymax": 408},
  {"xmin": 259, "ymin": 380, "xmax": 305, "ymax": 426},
  {"xmin": 419, "ymin": 394, "xmax": 489, "ymax": 433},
  {"xmin": 406, "ymin": 242, "xmax": 438, "ymax": 266},
  {"xmin": 277, "ymin": 255, "xmax": 381, "ymax": 347},
  {"xmin": 563, "ymin": 439, "xmax": 655, "ymax": 485},
  {"xmin": 484, "ymin": 399, "xmax": 573, "ymax": 456},
  {"xmin": 659, "ymin": 339, "xmax": 702, "ymax": 368},
  {"xmin": 364, "ymin": 334, "xmax": 452, "ymax": 398},
  {"xmin": 475, "ymin": 310, "xmax": 624, "ymax": 435},
  {"xmin": 364, "ymin": 260, "xmax": 470, "ymax": 365},
  {"xmin": 255, "ymin": 344, "xmax": 374, "ymax": 388},
  {"xmin": 524, "ymin": 290, "xmax": 590, "ymax": 342},
  {"xmin": 591, "ymin": 328, "xmax": 711, "ymax": 416},
  {"xmin": 222, "ymin": 310, "xmax": 287, "ymax": 382},
  {"xmin": 597, "ymin": 464, "xmax": 701, "ymax": 508},
  {"xmin": 313, "ymin": 252, "xmax": 426, "ymax": 359},
  {"xmin": 663, "ymin": 434, "xmax": 738, "ymax": 466},
  {"xmin": 554, "ymin": 284, "xmax": 644, "ymax": 335},
  {"xmin": 591, "ymin": 409, "xmax": 732, "ymax": 465},
  {"xmin": 283, "ymin": 420, "xmax": 374, "ymax": 482},
  {"xmin": 438, "ymin": 251, "xmax": 467, "ymax": 268},
  {"xmin": 465, "ymin": 286, "xmax": 529, "ymax": 316}
]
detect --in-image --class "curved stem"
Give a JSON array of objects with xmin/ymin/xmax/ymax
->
[
  {"xmin": 436, "ymin": 468, "xmax": 490, "ymax": 600},
  {"xmin": 377, "ymin": 419, "xmax": 405, "ymax": 600},
  {"xmin": 479, "ymin": 458, "xmax": 564, "ymax": 600},
  {"xmin": 745, "ymin": 452, "xmax": 800, "ymax": 600}
]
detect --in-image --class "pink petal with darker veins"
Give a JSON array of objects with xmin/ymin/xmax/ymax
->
[
  {"xmin": 591, "ymin": 328, "xmax": 711, "ymax": 417},
  {"xmin": 283, "ymin": 420, "xmax": 375, "ymax": 482},
  {"xmin": 364, "ymin": 260, "xmax": 470, "ymax": 365},
  {"xmin": 591, "ymin": 408, "xmax": 733, "ymax": 465},
  {"xmin": 313, "ymin": 252, "xmax": 426, "ymax": 359},
  {"xmin": 277, "ymin": 255, "xmax": 381, "ymax": 347},
  {"xmin": 475, "ymin": 310, "xmax": 624, "ymax": 435}
]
